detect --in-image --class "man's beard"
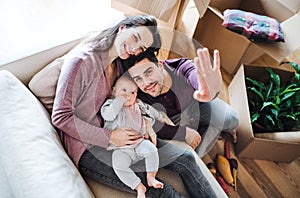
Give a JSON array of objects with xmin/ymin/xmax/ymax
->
[{"xmin": 145, "ymin": 79, "xmax": 165, "ymax": 97}]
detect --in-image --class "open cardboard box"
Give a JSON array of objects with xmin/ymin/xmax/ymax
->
[
  {"xmin": 228, "ymin": 64, "xmax": 300, "ymax": 163},
  {"xmin": 193, "ymin": 0, "xmax": 300, "ymax": 75}
]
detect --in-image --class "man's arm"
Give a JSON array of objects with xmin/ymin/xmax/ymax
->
[
  {"xmin": 153, "ymin": 122, "xmax": 186, "ymax": 141},
  {"xmin": 167, "ymin": 48, "xmax": 222, "ymax": 102}
]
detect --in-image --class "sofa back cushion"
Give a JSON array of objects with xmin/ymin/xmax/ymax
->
[
  {"xmin": 29, "ymin": 55, "xmax": 65, "ymax": 112},
  {"xmin": 0, "ymin": 70, "xmax": 94, "ymax": 198}
]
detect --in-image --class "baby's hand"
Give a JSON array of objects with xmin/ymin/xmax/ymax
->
[
  {"xmin": 144, "ymin": 119, "xmax": 157, "ymax": 146},
  {"xmin": 118, "ymin": 95, "xmax": 130, "ymax": 103},
  {"xmin": 149, "ymin": 133, "xmax": 157, "ymax": 146},
  {"xmin": 144, "ymin": 133, "xmax": 149, "ymax": 139}
]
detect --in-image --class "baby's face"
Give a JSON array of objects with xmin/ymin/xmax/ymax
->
[{"xmin": 114, "ymin": 78, "xmax": 138, "ymax": 107}]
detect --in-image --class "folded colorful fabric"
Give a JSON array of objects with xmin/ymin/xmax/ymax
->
[{"xmin": 222, "ymin": 9, "xmax": 284, "ymax": 42}]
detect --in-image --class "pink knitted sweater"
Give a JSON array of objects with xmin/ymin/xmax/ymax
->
[{"xmin": 52, "ymin": 43, "xmax": 123, "ymax": 166}]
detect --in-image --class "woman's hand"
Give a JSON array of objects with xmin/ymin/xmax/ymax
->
[
  {"xmin": 193, "ymin": 48, "xmax": 223, "ymax": 102},
  {"xmin": 110, "ymin": 128, "xmax": 142, "ymax": 147},
  {"xmin": 185, "ymin": 127, "xmax": 201, "ymax": 150}
]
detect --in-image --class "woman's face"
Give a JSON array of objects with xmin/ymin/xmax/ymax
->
[{"xmin": 115, "ymin": 26, "xmax": 154, "ymax": 59}]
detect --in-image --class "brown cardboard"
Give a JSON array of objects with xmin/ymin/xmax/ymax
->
[
  {"xmin": 112, "ymin": 0, "xmax": 178, "ymax": 24},
  {"xmin": 228, "ymin": 64, "xmax": 300, "ymax": 163},
  {"xmin": 193, "ymin": 0, "xmax": 300, "ymax": 75},
  {"xmin": 193, "ymin": 0, "xmax": 211, "ymax": 18},
  {"xmin": 169, "ymin": 0, "xmax": 209, "ymax": 59}
]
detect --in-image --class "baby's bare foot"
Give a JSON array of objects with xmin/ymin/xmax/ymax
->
[
  {"xmin": 135, "ymin": 183, "xmax": 146, "ymax": 198},
  {"xmin": 147, "ymin": 177, "xmax": 164, "ymax": 189},
  {"xmin": 137, "ymin": 191, "xmax": 146, "ymax": 198}
]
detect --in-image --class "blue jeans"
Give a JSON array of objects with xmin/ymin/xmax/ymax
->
[
  {"xmin": 79, "ymin": 139, "xmax": 217, "ymax": 198},
  {"xmin": 172, "ymin": 98, "xmax": 239, "ymax": 157}
]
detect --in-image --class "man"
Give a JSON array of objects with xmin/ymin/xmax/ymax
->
[{"xmin": 124, "ymin": 48, "xmax": 239, "ymax": 157}]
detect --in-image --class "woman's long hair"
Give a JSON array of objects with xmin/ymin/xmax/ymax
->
[{"xmin": 84, "ymin": 15, "xmax": 161, "ymax": 55}]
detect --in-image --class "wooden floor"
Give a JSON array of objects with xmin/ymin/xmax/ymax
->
[
  {"xmin": 200, "ymin": 52, "xmax": 300, "ymax": 198},
  {"xmin": 202, "ymin": 140, "xmax": 300, "ymax": 198}
]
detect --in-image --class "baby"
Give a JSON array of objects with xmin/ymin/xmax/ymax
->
[{"xmin": 101, "ymin": 75, "xmax": 173, "ymax": 198}]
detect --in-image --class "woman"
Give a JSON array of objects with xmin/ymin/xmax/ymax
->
[{"xmin": 52, "ymin": 15, "xmax": 217, "ymax": 197}]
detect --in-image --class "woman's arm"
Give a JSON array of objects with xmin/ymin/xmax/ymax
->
[{"xmin": 51, "ymin": 57, "xmax": 111, "ymax": 148}]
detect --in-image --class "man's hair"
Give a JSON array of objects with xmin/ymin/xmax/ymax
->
[{"xmin": 121, "ymin": 49, "xmax": 159, "ymax": 72}]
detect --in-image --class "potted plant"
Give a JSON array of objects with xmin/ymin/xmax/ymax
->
[
  {"xmin": 228, "ymin": 62, "xmax": 300, "ymax": 162},
  {"xmin": 246, "ymin": 62, "xmax": 300, "ymax": 133}
]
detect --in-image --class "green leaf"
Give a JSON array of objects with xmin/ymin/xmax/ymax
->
[
  {"xmin": 275, "ymin": 95, "xmax": 281, "ymax": 105},
  {"xmin": 265, "ymin": 115, "xmax": 276, "ymax": 126},
  {"xmin": 281, "ymin": 87, "xmax": 300, "ymax": 95},
  {"xmin": 295, "ymin": 73, "xmax": 300, "ymax": 85},
  {"xmin": 246, "ymin": 77, "xmax": 265, "ymax": 89},
  {"xmin": 247, "ymin": 87, "xmax": 264, "ymax": 101},
  {"xmin": 265, "ymin": 81, "xmax": 273, "ymax": 101},
  {"xmin": 294, "ymin": 112, "xmax": 300, "ymax": 116},
  {"xmin": 285, "ymin": 114, "xmax": 297, "ymax": 120},
  {"xmin": 271, "ymin": 108, "xmax": 278, "ymax": 118},
  {"xmin": 281, "ymin": 92, "xmax": 296, "ymax": 102},
  {"xmin": 261, "ymin": 102, "xmax": 278, "ymax": 111},
  {"xmin": 266, "ymin": 68, "xmax": 280, "ymax": 91},
  {"xmin": 251, "ymin": 113, "xmax": 260, "ymax": 123}
]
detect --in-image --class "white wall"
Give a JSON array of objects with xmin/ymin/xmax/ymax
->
[{"xmin": 0, "ymin": 0, "xmax": 124, "ymax": 65}]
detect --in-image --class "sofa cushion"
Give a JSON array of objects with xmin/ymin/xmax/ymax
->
[
  {"xmin": 0, "ymin": 160, "xmax": 14, "ymax": 197},
  {"xmin": 29, "ymin": 55, "xmax": 65, "ymax": 112},
  {"xmin": 0, "ymin": 70, "xmax": 94, "ymax": 198}
]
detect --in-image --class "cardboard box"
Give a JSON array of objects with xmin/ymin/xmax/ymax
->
[
  {"xmin": 193, "ymin": 0, "xmax": 300, "ymax": 75},
  {"xmin": 228, "ymin": 64, "xmax": 300, "ymax": 163}
]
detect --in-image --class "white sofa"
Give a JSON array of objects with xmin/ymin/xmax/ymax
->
[{"xmin": 0, "ymin": 40, "xmax": 227, "ymax": 198}]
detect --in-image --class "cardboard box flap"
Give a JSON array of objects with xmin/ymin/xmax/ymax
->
[
  {"xmin": 209, "ymin": 0, "xmax": 242, "ymax": 11},
  {"xmin": 276, "ymin": 0, "xmax": 300, "ymax": 14},
  {"xmin": 228, "ymin": 65, "xmax": 253, "ymax": 152},
  {"xmin": 113, "ymin": 0, "xmax": 179, "ymax": 23},
  {"xmin": 239, "ymin": 137, "xmax": 300, "ymax": 163},
  {"xmin": 193, "ymin": 0, "xmax": 211, "ymax": 18},
  {"xmin": 254, "ymin": 14, "xmax": 300, "ymax": 62},
  {"xmin": 239, "ymin": 0, "xmax": 299, "ymax": 22},
  {"xmin": 211, "ymin": 0, "xmax": 300, "ymax": 21}
]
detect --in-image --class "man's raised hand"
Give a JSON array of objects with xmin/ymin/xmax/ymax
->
[{"xmin": 193, "ymin": 48, "xmax": 223, "ymax": 102}]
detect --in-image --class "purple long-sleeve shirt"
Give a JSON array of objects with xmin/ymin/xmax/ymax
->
[
  {"xmin": 138, "ymin": 58, "xmax": 200, "ymax": 141},
  {"xmin": 51, "ymin": 43, "xmax": 124, "ymax": 166}
]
